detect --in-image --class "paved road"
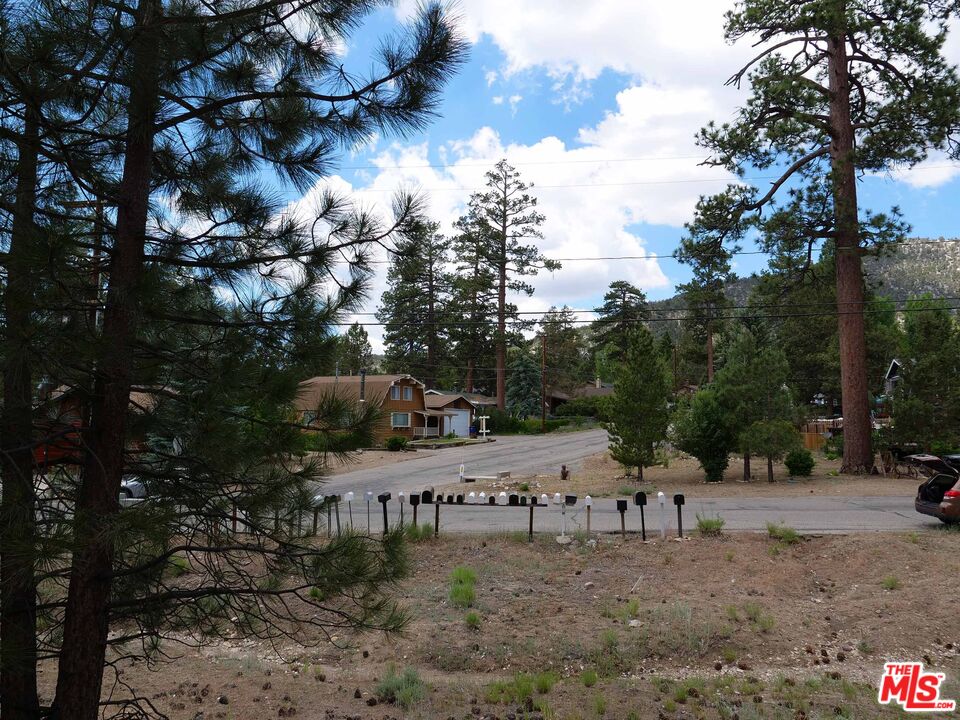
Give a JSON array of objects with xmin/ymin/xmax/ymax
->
[
  {"xmin": 346, "ymin": 494, "xmax": 939, "ymax": 535},
  {"xmin": 321, "ymin": 428, "xmax": 609, "ymax": 497},
  {"xmin": 317, "ymin": 430, "xmax": 940, "ymax": 534},
  {"xmin": 390, "ymin": 494, "xmax": 936, "ymax": 535}
]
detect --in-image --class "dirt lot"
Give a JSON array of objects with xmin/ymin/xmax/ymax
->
[
  {"xmin": 54, "ymin": 529, "xmax": 960, "ymax": 719},
  {"xmin": 438, "ymin": 452, "xmax": 923, "ymax": 500}
]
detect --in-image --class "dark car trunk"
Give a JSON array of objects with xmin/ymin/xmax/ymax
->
[{"xmin": 918, "ymin": 474, "xmax": 960, "ymax": 504}]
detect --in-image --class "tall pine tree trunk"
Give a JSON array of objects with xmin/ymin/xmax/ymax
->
[
  {"xmin": 767, "ymin": 455, "xmax": 774, "ymax": 483},
  {"xmin": 426, "ymin": 257, "xmax": 436, "ymax": 389},
  {"xmin": 743, "ymin": 453, "xmax": 751, "ymax": 482},
  {"xmin": 53, "ymin": 2, "xmax": 162, "ymax": 716},
  {"xmin": 1, "ymin": 106, "xmax": 42, "ymax": 720},
  {"xmin": 827, "ymin": 30, "xmax": 873, "ymax": 474}
]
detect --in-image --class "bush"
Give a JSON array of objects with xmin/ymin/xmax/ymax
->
[
  {"xmin": 555, "ymin": 396, "xmax": 604, "ymax": 418},
  {"xmin": 696, "ymin": 513, "xmax": 725, "ymax": 536},
  {"xmin": 487, "ymin": 408, "xmax": 523, "ymax": 434},
  {"xmin": 449, "ymin": 565, "xmax": 477, "ymax": 608},
  {"xmin": 375, "ymin": 666, "xmax": 426, "ymax": 709},
  {"xmin": 784, "ymin": 448, "xmax": 815, "ymax": 476},
  {"xmin": 672, "ymin": 389, "xmax": 736, "ymax": 483},
  {"xmin": 404, "ymin": 522, "xmax": 434, "ymax": 542},
  {"xmin": 766, "ymin": 522, "xmax": 801, "ymax": 544},
  {"xmin": 303, "ymin": 429, "xmax": 367, "ymax": 453},
  {"xmin": 385, "ymin": 435, "xmax": 408, "ymax": 452}
]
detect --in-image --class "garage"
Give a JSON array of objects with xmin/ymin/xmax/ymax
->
[{"xmin": 446, "ymin": 408, "xmax": 471, "ymax": 438}]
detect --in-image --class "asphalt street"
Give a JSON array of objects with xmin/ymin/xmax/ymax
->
[
  {"xmin": 320, "ymin": 430, "xmax": 938, "ymax": 535},
  {"xmin": 320, "ymin": 428, "xmax": 610, "ymax": 497}
]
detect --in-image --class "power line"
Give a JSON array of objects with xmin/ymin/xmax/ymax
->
[
  {"xmin": 333, "ymin": 154, "xmax": 709, "ymax": 171},
  {"xmin": 355, "ymin": 295, "xmax": 945, "ymax": 317},
  {"xmin": 356, "ymin": 236, "xmax": 960, "ymax": 265},
  {"xmin": 332, "ymin": 300, "xmax": 960, "ymax": 328}
]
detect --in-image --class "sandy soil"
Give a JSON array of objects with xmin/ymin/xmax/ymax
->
[
  {"xmin": 437, "ymin": 451, "xmax": 924, "ymax": 499},
  {"xmin": 54, "ymin": 530, "xmax": 960, "ymax": 719}
]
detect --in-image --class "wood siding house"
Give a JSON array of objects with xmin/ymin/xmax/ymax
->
[{"xmin": 296, "ymin": 374, "xmax": 465, "ymax": 445}]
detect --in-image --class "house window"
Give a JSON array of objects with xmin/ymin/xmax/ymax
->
[
  {"xmin": 390, "ymin": 386, "xmax": 400, "ymax": 400},
  {"xmin": 403, "ymin": 386, "xmax": 413, "ymax": 401},
  {"xmin": 391, "ymin": 412, "xmax": 411, "ymax": 428}
]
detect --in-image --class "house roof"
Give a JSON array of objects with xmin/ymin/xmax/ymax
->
[
  {"xmin": 425, "ymin": 389, "xmax": 496, "ymax": 406},
  {"xmin": 295, "ymin": 374, "xmax": 422, "ymax": 410},
  {"xmin": 425, "ymin": 393, "xmax": 475, "ymax": 410}
]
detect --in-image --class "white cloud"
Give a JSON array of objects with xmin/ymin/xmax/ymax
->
[
  {"xmin": 288, "ymin": 83, "xmax": 736, "ymax": 352},
  {"xmin": 491, "ymin": 95, "xmax": 504, "ymax": 105},
  {"xmin": 889, "ymin": 152, "xmax": 960, "ymax": 189}
]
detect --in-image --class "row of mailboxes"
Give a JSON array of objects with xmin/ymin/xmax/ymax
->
[{"xmin": 316, "ymin": 490, "xmax": 684, "ymax": 510}]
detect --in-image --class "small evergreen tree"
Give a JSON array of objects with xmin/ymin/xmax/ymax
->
[
  {"xmin": 673, "ymin": 388, "xmax": 738, "ymax": 483},
  {"xmin": 602, "ymin": 327, "xmax": 671, "ymax": 481}
]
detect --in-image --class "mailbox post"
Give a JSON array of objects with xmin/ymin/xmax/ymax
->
[
  {"xmin": 434, "ymin": 496, "xmax": 440, "ymax": 538},
  {"xmin": 616, "ymin": 499, "xmax": 628, "ymax": 539},
  {"xmin": 333, "ymin": 495, "xmax": 341, "ymax": 536},
  {"xmin": 365, "ymin": 491, "xmax": 374, "ymax": 532},
  {"xmin": 674, "ymin": 493, "xmax": 685, "ymax": 538},
  {"xmin": 378, "ymin": 492, "xmax": 391, "ymax": 535},
  {"xmin": 346, "ymin": 491, "xmax": 354, "ymax": 530},
  {"xmin": 634, "ymin": 492, "xmax": 647, "ymax": 541},
  {"xmin": 584, "ymin": 495, "xmax": 593, "ymax": 534},
  {"xmin": 657, "ymin": 491, "xmax": 666, "ymax": 539},
  {"xmin": 398, "ymin": 491, "xmax": 405, "ymax": 526},
  {"xmin": 410, "ymin": 492, "xmax": 420, "ymax": 526}
]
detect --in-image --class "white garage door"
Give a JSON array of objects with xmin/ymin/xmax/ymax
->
[{"xmin": 447, "ymin": 409, "xmax": 471, "ymax": 437}]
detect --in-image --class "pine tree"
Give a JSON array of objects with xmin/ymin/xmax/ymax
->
[
  {"xmin": 673, "ymin": 388, "xmax": 738, "ymax": 483},
  {"xmin": 0, "ymin": 2, "xmax": 467, "ymax": 718},
  {"xmin": 337, "ymin": 322, "xmax": 373, "ymax": 376},
  {"xmin": 462, "ymin": 160, "xmax": 559, "ymax": 409},
  {"xmin": 505, "ymin": 349, "xmax": 542, "ymax": 420},
  {"xmin": 681, "ymin": 0, "xmax": 960, "ymax": 472},
  {"xmin": 891, "ymin": 297, "xmax": 960, "ymax": 451},
  {"xmin": 602, "ymin": 327, "xmax": 671, "ymax": 481},
  {"xmin": 377, "ymin": 221, "xmax": 452, "ymax": 388},
  {"xmin": 591, "ymin": 281, "xmax": 649, "ymax": 363},
  {"xmin": 448, "ymin": 208, "xmax": 498, "ymax": 393},
  {"xmin": 540, "ymin": 306, "xmax": 589, "ymax": 394}
]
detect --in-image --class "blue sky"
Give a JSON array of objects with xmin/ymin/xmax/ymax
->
[{"xmin": 288, "ymin": 2, "xmax": 960, "ymax": 351}]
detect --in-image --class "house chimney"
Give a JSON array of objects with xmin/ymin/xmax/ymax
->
[
  {"xmin": 595, "ymin": 376, "xmax": 601, "ymax": 389},
  {"xmin": 359, "ymin": 368, "xmax": 366, "ymax": 402}
]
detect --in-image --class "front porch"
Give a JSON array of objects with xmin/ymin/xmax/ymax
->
[{"xmin": 414, "ymin": 409, "xmax": 456, "ymax": 439}]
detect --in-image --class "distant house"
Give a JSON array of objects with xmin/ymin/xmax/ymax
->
[
  {"xmin": 546, "ymin": 378, "xmax": 614, "ymax": 414},
  {"xmin": 884, "ymin": 359, "xmax": 903, "ymax": 396},
  {"xmin": 295, "ymin": 374, "xmax": 472, "ymax": 445}
]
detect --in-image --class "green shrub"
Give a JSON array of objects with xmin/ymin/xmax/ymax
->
[
  {"xmin": 766, "ymin": 522, "xmax": 801, "ymax": 544},
  {"xmin": 465, "ymin": 611, "xmax": 480, "ymax": 629},
  {"xmin": 385, "ymin": 435, "xmax": 408, "ymax": 452},
  {"xmin": 881, "ymin": 575, "xmax": 900, "ymax": 590},
  {"xmin": 166, "ymin": 555, "xmax": 190, "ymax": 577},
  {"xmin": 485, "ymin": 672, "xmax": 535, "ymax": 704},
  {"xmin": 696, "ymin": 512, "xmax": 725, "ymax": 536},
  {"xmin": 582, "ymin": 669, "xmax": 599, "ymax": 687},
  {"xmin": 534, "ymin": 671, "xmax": 559, "ymax": 694},
  {"xmin": 375, "ymin": 666, "xmax": 425, "ymax": 709},
  {"xmin": 555, "ymin": 396, "xmax": 604, "ymax": 418},
  {"xmin": 487, "ymin": 408, "xmax": 524, "ymax": 434},
  {"xmin": 784, "ymin": 448, "xmax": 815, "ymax": 476},
  {"xmin": 449, "ymin": 582, "xmax": 475, "ymax": 608},
  {"xmin": 450, "ymin": 566, "xmax": 476, "ymax": 585}
]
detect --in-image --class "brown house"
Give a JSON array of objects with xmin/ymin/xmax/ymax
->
[{"xmin": 295, "ymin": 374, "xmax": 470, "ymax": 445}]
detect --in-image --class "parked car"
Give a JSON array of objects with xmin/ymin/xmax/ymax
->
[
  {"xmin": 119, "ymin": 475, "xmax": 148, "ymax": 500},
  {"xmin": 906, "ymin": 454, "xmax": 960, "ymax": 524}
]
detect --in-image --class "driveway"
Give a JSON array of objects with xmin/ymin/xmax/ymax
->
[{"xmin": 319, "ymin": 428, "xmax": 609, "ymax": 497}]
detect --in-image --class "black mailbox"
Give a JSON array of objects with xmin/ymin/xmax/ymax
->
[
  {"xmin": 488, "ymin": 495, "xmax": 496, "ymax": 505},
  {"xmin": 456, "ymin": 494, "xmax": 465, "ymax": 505},
  {"xmin": 531, "ymin": 496, "xmax": 539, "ymax": 505},
  {"xmin": 674, "ymin": 493, "xmax": 685, "ymax": 506},
  {"xmin": 409, "ymin": 493, "xmax": 421, "ymax": 507},
  {"xmin": 565, "ymin": 494, "xmax": 577, "ymax": 506},
  {"xmin": 520, "ymin": 496, "xmax": 527, "ymax": 506},
  {"xmin": 377, "ymin": 492, "xmax": 391, "ymax": 503},
  {"xmin": 634, "ymin": 491, "xmax": 647, "ymax": 507},
  {"xmin": 421, "ymin": 489, "xmax": 434, "ymax": 504},
  {"xmin": 616, "ymin": 499, "xmax": 628, "ymax": 512},
  {"xmin": 446, "ymin": 494, "xmax": 454, "ymax": 504},
  {"xmin": 508, "ymin": 494, "xmax": 519, "ymax": 506}
]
